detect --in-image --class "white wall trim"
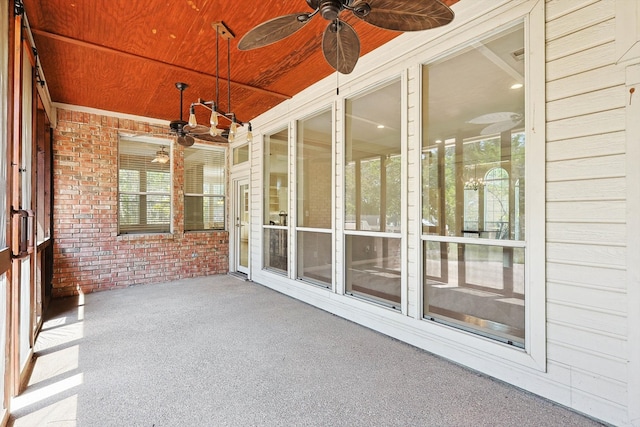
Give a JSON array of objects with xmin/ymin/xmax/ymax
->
[{"xmin": 53, "ymin": 102, "xmax": 170, "ymax": 126}]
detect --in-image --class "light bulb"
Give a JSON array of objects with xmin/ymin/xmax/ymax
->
[
  {"xmin": 210, "ymin": 110, "xmax": 218, "ymax": 127},
  {"xmin": 188, "ymin": 106, "xmax": 197, "ymax": 127},
  {"xmin": 228, "ymin": 120, "xmax": 237, "ymax": 142},
  {"xmin": 247, "ymin": 123, "xmax": 253, "ymax": 143}
]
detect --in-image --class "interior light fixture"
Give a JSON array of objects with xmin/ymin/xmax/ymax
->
[
  {"xmin": 510, "ymin": 83, "xmax": 523, "ymax": 89},
  {"xmin": 185, "ymin": 21, "xmax": 247, "ymax": 143},
  {"xmin": 377, "ymin": 124, "xmax": 385, "ymax": 129},
  {"xmin": 435, "ymin": 139, "xmax": 443, "ymax": 144}
]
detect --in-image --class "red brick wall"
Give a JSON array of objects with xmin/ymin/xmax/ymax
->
[{"xmin": 52, "ymin": 108, "xmax": 229, "ymax": 297}]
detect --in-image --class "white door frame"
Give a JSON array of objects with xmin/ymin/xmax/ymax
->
[{"xmin": 231, "ymin": 175, "xmax": 250, "ymax": 276}]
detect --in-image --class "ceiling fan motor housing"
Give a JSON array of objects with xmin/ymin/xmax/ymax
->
[
  {"xmin": 308, "ymin": 0, "xmax": 352, "ymax": 21},
  {"xmin": 169, "ymin": 120, "xmax": 187, "ymax": 136}
]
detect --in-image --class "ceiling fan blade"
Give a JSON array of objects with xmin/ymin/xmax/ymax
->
[
  {"xmin": 480, "ymin": 119, "xmax": 523, "ymax": 135},
  {"xmin": 468, "ymin": 112, "xmax": 521, "ymax": 124},
  {"xmin": 193, "ymin": 133, "xmax": 229, "ymax": 144},
  {"xmin": 354, "ymin": 0, "xmax": 454, "ymax": 32},
  {"xmin": 183, "ymin": 124, "xmax": 210, "ymax": 135},
  {"xmin": 238, "ymin": 13, "xmax": 313, "ymax": 50},
  {"xmin": 322, "ymin": 20, "xmax": 360, "ymax": 74},
  {"xmin": 177, "ymin": 135, "xmax": 195, "ymax": 147}
]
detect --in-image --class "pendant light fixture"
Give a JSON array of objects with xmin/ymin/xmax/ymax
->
[{"xmin": 185, "ymin": 21, "xmax": 247, "ymax": 142}]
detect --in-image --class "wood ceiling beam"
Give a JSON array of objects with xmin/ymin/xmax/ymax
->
[{"xmin": 30, "ymin": 28, "xmax": 292, "ymax": 101}]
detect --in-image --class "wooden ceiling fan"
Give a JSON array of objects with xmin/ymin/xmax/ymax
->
[{"xmin": 238, "ymin": 0, "xmax": 455, "ymax": 74}]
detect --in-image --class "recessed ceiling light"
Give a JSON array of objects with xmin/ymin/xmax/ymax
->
[
  {"xmin": 435, "ymin": 139, "xmax": 443, "ymax": 144},
  {"xmin": 511, "ymin": 83, "xmax": 523, "ymax": 90},
  {"xmin": 377, "ymin": 125, "xmax": 385, "ymax": 129}
]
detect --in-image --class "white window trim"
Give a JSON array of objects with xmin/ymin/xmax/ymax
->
[
  {"xmin": 117, "ymin": 135, "xmax": 174, "ymax": 235},
  {"xmin": 260, "ymin": 124, "xmax": 292, "ymax": 276},
  {"xmin": 293, "ymin": 106, "xmax": 336, "ymax": 291},
  {"xmin": 616, "ymin": 0, "xmax": 640, "ymax": 64},
  {"xmin": 410, "ymin": 0, "xmax": 546, "ymax": 373},
  {"xmin": 183, "ymin": 143, "xmax": 227, "ymax": 232}
]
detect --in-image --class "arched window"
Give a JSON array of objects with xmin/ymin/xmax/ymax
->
[{"xmin": 483, "ymin": 167, "xmax": 509, "ymax": 237}]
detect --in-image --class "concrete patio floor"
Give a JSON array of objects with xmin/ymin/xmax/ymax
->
[{"xmin": 9, "ymin": 275, "xmax": 605, "ymax": 426}]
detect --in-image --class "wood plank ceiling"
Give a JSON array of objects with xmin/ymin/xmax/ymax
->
[{"xmin": 22, "ymin": 0, "xmax": 459, "ymax": 127}]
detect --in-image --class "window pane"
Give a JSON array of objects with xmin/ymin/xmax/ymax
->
[
  {"xmin": 118, "ymin": 139, "xmax": 171, "ymax": 234},
  {"xmin": 263, "ymin": 127, "xmax": 289, "ymax": 274},
  {"xmin": 297, "ymin": 109, "xmax": 332, "ymax": 228},
  {"xmin": 147, "ymin": 171, "xmax": 170, "ymax": 193},
  {"xmin": 146, "ymin": 195, "xmax": 171, "ymax": 224},
  {"xmin": 346, "ymin": 79, "xmax": 401, "ymax": 233},
  {"xmin": 233, "ymin": 144, "xmax": 249, "ymax": 165},
  {"xmin": 264, "ymin": 128, "xmax": 289, "ymax": 225},
  {"xmin": 345, "ymin": 235, "xmax": 401, "ymax": 308},
  {"xmin": 422, "ymin": 24, "xmax": 525, "ymax": 240},
  {"xmin": 185, "ymin": 195, "xmax": 225, "ymax": 230},
  {"xmin": 264, "ymin": 229, "xmax": 288, "ymax": 272},
  {"xmin": 297, "ymin": 231, "xmax": 332, "ymax": 286},
  {"xmin": 422, "ymin": 23, "xmax": 526, "ymax": 345},
  {"xmin": 184, "ymin": 147, "xmax": 226, "ymax": 231},
  {"xmin": 119, "ymin": 195, "xmax": 140, "ymax": 225},
  {"xmin": 424, "ymin": 242, "xmax": 525, "ymax": 346}
]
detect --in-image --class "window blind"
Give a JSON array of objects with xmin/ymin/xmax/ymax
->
[
  {"xmin": 184, "ymin": 146, "xmax": 226, "ymax": 231},
  {"xmin": 118, "ymin": 139, "xmax": 171, "ymax": 234}
]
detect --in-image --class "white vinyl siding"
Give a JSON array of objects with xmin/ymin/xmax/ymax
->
[{"xmin": 545, "ymin": 0, "xmax": 630, "ymax": 422}]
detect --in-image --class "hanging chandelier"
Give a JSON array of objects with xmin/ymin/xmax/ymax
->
[
  {"xmin": 464, "ymin": 165, "xmax": 484, "ymax": 191},
  {"xmin": 184, "ymin": 21, "xmax": 252, "ymax": 144}
]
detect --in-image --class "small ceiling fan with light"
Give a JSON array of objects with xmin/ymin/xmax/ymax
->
[
  {"xmin": 238, "ymin": 0, "xmax": 455, "ymax": 74},
  {"xmin": 169, "ymin": 82, "xmax": 205, "ymax": 147},
  {"xmin": 152, "ymin": 146, "xmax": 170, "ymax": 164}
]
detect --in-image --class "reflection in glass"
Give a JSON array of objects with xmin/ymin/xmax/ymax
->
[
  {"xmin": 264, "ymin": 128, "xmax": 289, "ymax": 225},
  {"xmin": 238, "ymin": 183, "xmax": 249, "ymax": 270},
  {"xmin": 297, "ymin": 110, "xmax": 333, "ymax": 287},
  {"xmin": 184, "ymin": 147, "xmax": 226, "ymax": 231},
  {"xmin": 345, "ymin": 79, "xmax": 401, "ymax": 233},
  {"xmin": 424, "ymin": 242, "xmax": 525, "ymax": 346},
  {"xmin": 346, "ymin": 235, "xmax": 401, "ymax": 307},
  {"xmin": 118, "ymin": 140, "xmax": 171, "ymax": 233},
  {"xmin": 297, "ymin": 110, "xmax": 332, "ymax": 229},
  {"xmin": 422, "ymin": 23, "xmax": 525, "ymax": 241},
  {"xmin": 264, "ymin": 229, "xmax": 288, "ymax": 273},
  {"xmin": 421, "ymin": 23, "xmax": 526, "ymax": 345},
  {"xmin": 297, "ymin": 231, "xmax": 332, "ymax": 286},
  {"xmin": 263, "ymin": 127, "xmax": 289, "ymax": 273},
  {"xmin": 233, "ymin": 144, "xmax": 249, "ymax": 165}
]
